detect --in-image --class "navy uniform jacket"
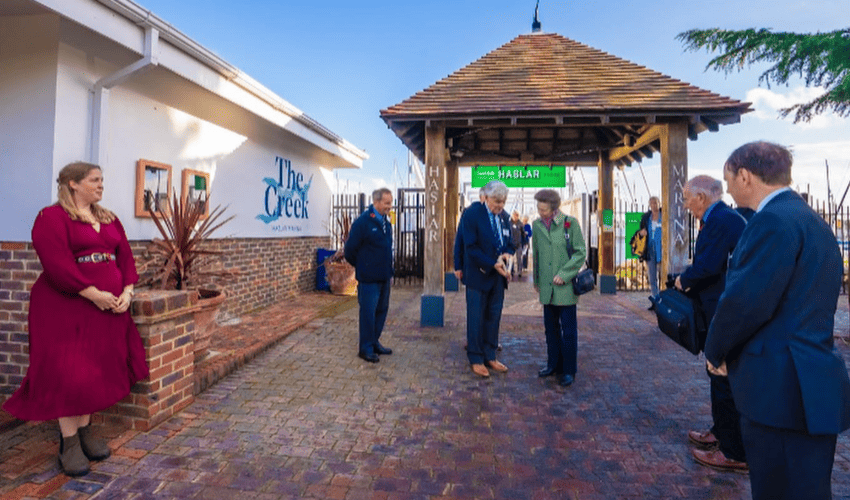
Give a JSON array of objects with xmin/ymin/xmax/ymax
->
[
  {"xmin": 679, "ymin": 201, "xmax": 747, "ymax": 325},
  {"xmin": 344, "ymin": 205, "xmax": 393, "ymax": 283},
  {"xmin": 705, "ymin": 190, "xmax": 850, "ymax": 435},
  {"xmin": 461, "ymin": 202, "xmax": 514, "ymax": 292}
]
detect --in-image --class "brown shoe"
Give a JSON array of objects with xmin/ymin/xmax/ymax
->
[
  {"xmin": 471, "ymin": 364, "xmax": 490, "ymax": 377},
  {"xmin": 79, "ymin": 424, "xmax": 111, "ymax": 461},
  {"xmin": 692, "ymin": 448, "xmax": 748, "ymax": 473},
  {"xmin": 485, "ymin": 360, "xmax": 508, "ymax": 373},
  {"xmin": 688, "ymin": 429, "xmax": 719, "ymax": 449},
  {"xmin": 59, "ymin": 433, "xmax": 90, "ymax": 477}
]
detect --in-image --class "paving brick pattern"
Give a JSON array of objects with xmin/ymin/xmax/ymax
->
[{"xmin": 2, "ymin": 281, "xmax": 849, "ymax": 499}]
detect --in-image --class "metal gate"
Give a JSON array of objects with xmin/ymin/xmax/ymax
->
[
  {"xmin": 330, "ymin": 190, "xmax": 424, "ymax": 285},
  {"xmin": 394, "ymin": 188, "xmax": 425, "ymax": 284}
]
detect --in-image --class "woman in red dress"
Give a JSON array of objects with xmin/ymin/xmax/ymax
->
[{"xmin": 3, "ymin": 162, "xmax": 149, "ymax": 476}]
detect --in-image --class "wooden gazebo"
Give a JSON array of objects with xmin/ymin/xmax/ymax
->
[{"xmin": 380, "ymin": 31, "xmax": 751, "ymax": 326}]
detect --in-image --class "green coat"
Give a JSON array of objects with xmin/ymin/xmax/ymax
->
[{"xmin": 532, "ymin": 212, "xmax": 587, "ymax": 306}]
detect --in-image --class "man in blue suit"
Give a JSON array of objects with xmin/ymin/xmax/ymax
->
[
  {"xmin": 344, "ymin": 188, "xmax": 394, "ymax": 363},
  {"xmin": 461, "ymin": 180, "xmax": 514, "ymax": 378},
  {"xmin": 674, "ymin": 176, "xmax": 748, "ymax": 472},
  {"xmin": 705, "ymin": 142, "xmax": 850, "ymax": 500}
]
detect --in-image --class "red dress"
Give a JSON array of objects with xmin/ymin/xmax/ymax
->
[{"xmin": 3, "ymin": 205, "xmax": 149, "ymax": 420}]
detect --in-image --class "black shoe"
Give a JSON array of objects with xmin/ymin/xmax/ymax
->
[
  {"xmin": 374, "ymin": 344, "xmax": 393, "ymax": 355},
  {"xmin": 558, "ymin": 374, "xmax": 575, "ymax": 386},
  {"xmin": 647, "ymin": 304, "xmax": 655, "ymax": 311},
  {"xmin": 538, "ymin": 367, "xmax": 556, "ymax": 378},
  {"xmin": 358, "ymin": 351, "xmax": 379, "ymax": 363}
]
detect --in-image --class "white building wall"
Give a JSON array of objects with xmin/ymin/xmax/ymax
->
[
  {"xmin": 0, "ymin": 15, "xmax": 60, "ymax": 241},
  {"xmin": 41, "ymin": 17, "xmax": 333, "ymax": 241}
]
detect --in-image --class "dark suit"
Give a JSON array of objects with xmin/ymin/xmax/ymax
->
[
  {"xmin": 453, "ymin": 202, "xmax": 484, "ymax": 284},
  {"xmin": 705, "ymin": 190, "xmax": 850, "ymax": 500},
  {"xmin": 678, "ymin": 201, "xmax": 747, "ymax": 462},
  {"xmin": 461, "ymin": 202, "xmax": 514, "ymax": 365}
]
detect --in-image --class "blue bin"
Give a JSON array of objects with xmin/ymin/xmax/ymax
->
[{"xmin": 316, "ymin": 248, "xmax": 337, "ymax": 291}]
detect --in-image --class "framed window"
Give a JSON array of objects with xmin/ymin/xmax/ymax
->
[
  {"xmin": 181, "ymin": 169, "xmax": 210, "ymax": 219},
  {"xmin": 135, "ymin": 159, "xmax": 172, "ymax": 218}
]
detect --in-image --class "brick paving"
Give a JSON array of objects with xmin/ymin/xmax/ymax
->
[{"xmin": 2, "ymin": 281, "xmax": 849, "ymax": 499}]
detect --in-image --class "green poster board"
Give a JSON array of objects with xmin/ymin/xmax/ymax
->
[
  {"xmin": 602, "ymin": 209, "xmax": 614, "ymax": 232},
  {"xmin": 625, "ymin": 212, "xmax": 644, "ymax": 260},
  {"xmin": 472, "ymin": 165, "xmax": 566, "ymax": 188}
]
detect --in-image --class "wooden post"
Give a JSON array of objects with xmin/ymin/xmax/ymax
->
[
  {"xmin": 445, "ymin": 160, "xmax": 459, "ymax": 272},
  {"xmin": 598, "ymin": 154, "xmax": 616, "ymax": 294},
  {"xmin": 422, "ymin": 124, "xmax": 446, "ymax": 326},
  {"xmin": 660, "ymin": 122, "xmax": 689, "ymax": 280}
]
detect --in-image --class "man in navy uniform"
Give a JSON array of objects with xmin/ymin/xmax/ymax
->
[
  {"xmin": 345, "ymin": 188, "xmax": 394, "ymax": 363},
  {"xmin": 675, "ymin": 175, "xmax": 748, "ymax": 472},
  {"xmin": 461, "ymin": 180, "xmax": 514, "ymax": 377},
  {"xmin": 705, "ymin": 142, "xmax": 850, "ymax": 499}
]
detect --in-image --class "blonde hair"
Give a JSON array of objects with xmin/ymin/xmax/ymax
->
[{"xmin": 57, "ymin": 162, "xmax": 116, "ymax": 224}]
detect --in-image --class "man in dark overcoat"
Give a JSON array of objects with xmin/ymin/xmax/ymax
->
[{"xmin": 675, "ymin": 175, "xmax": 748, "ymax": 472}]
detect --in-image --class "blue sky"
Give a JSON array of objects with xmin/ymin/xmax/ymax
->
[{"xmin": 136, "ymin": 0, "xmax": 850, "ymax": 203}]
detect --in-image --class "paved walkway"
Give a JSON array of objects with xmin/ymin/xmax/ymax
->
[{"xmin": 2, "ymin": 281, "xmax": 850, "ymax": 499}]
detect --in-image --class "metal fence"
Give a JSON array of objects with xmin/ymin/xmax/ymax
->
[
  {"xmin": 613, "ymin": 195, "xmax": 849, "ymax": 295},
  {"xmin": 330, "ymin": 189, "xmax": 425, "ymax": 286},
  {"xmin": 332, "ymin": 191, "xmax": 849, "ymax": 294}
]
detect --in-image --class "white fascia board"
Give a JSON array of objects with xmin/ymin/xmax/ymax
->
[{"xmin": 33, "ymin": 0, "xmax": 367, "ymax": 169}]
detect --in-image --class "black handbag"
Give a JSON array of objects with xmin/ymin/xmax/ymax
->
[
  {"xmin": 564, "ymin": 217, "xmax": 595, "ymax": 295},
  {"xmin": 650, "ymin": 288, "xmax": 706, "ymax": 355}
]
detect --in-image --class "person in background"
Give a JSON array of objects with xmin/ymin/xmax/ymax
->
[
  {"xmin": 639, "ymin": 196, "xmax": 662, "ymax": 309},
  {"xmin": 675, "ymin": 175, "xmax": 748, "ymax": 473},
  {"xmin": 344, "ymin": 188, "xmax": 394, "ymax": 363},
  {"xmin": 461, "ymin": 180, "xmax": 513, "ymax": 378},
  {"xmin": 522, "ymin": 215, "xmax": 532, "ymax": 271},
  {"xmin": 3, "ymin": 162, "xmax": 149, "ymax": 477},
  {"xmin": 509, "ymin": 211, "xmax": 528, "ymax": 278},
  {"xmin": 705, "ymin": 141, "xmax": 850, "ymax": 500},
  {"xmin": 532, "ymin": 189, "xmax": 586, "ymax": 387}
]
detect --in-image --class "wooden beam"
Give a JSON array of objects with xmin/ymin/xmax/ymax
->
[
  {"xmin": 598, "ymin": 153, "xmax": 616, "ymax": 294},
  {"xmin": 660, "ymin": 122, "xmax": 689, "ymax": 281},
  {"xmin": 424, "ymin": 124, "xmax": 446, "ymax": 297},
  {"xmin": 445, "ymin": 160, "xmax": 459, "ymax": 273},
  {"xmin": 608, "ymin": 125, "xmax": 663, "ymax": 162}
]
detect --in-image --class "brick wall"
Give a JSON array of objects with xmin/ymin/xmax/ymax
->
[{"xmin": 0, "ymin": 236, "xmax": 330, "ymax": 398}]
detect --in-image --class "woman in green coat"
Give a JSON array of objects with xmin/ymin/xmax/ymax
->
[{"xmin": 532, "ymin": 189, "xmax": 587, "ymax": 387}]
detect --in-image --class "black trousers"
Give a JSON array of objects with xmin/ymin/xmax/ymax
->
[
  {"xmin": 741, "ymin": 416, "xmax": 838, "ymax": 500},
  {"xmin": 708, "ymin": 371, "xmax": 746, "ymax": 462}
]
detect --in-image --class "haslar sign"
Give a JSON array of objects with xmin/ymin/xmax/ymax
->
[{"xmin": 472, "ymin": 165, "xmax": 566, "ymax": 188}]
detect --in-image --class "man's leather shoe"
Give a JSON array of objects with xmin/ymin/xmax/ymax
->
[
  {"xmin": 688, "ymin": 429, "xmax": 719, "ymax": 449},
  {"xmin": 358, "ymin": 351, "xmax": 379, "ymax": 363},
  {"xmin": 471, "ymin": 364, "xmax": 490, "ymax": 377},
  {"xmin": 692, "ymin": 448, "xmax": 748, "ymax": 473},
  {"xmin": 486, "ymin": 360, "xmax": 508, "ymax": 373},
  {"xmin": 538, "ymin": 367, "xmax": 556, "ymax": 377},
  {"xmin": 558, "ymin": 374, "xmax": 574, "ymax": 386},
  {"xmin": 374, "ymin": 344, "xmax": 393, "ymax": 355}
]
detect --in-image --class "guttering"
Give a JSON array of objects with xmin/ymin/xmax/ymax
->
[
  {"xmin": 90, "ymin": 26, "xmax": 159, "ymax": 165},
  {"xmin": 95, "ymin": 0, "xmax": 367, "ymax": 162}
]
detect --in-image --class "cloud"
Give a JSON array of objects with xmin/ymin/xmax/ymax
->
[{"xmin": 745, "ymin": 86, "xmax": 844, "ymax": 129}]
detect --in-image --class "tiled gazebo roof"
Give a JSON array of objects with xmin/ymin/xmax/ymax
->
[{"xmin": 381, "ymin": 32, "xmax": 751, "ymax": 165}]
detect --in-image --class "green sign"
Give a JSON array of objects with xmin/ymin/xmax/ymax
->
[
  {"xmin": 471, "ymin": 165, "xmax": 566, "ymax": 188},
  {"xmin": 602, "ymin": 209, "xmax": 614, "ymax": 232},
  {"xmin": 625, "ymin": 212, "xmax": 643, "ymax": 260}
]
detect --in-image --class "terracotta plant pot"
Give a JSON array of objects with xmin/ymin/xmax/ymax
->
[
  {"xmin": 193, "ymin": 288, "xmax": 226, "ymax": 362},
  {"xmin": 325, "ymin": 261, "xmax": 357, "ymax": 296}
]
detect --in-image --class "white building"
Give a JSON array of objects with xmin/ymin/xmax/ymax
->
[{"xmin": 0, "ymin": 0, "xmax": 367, "ymax": 395}]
